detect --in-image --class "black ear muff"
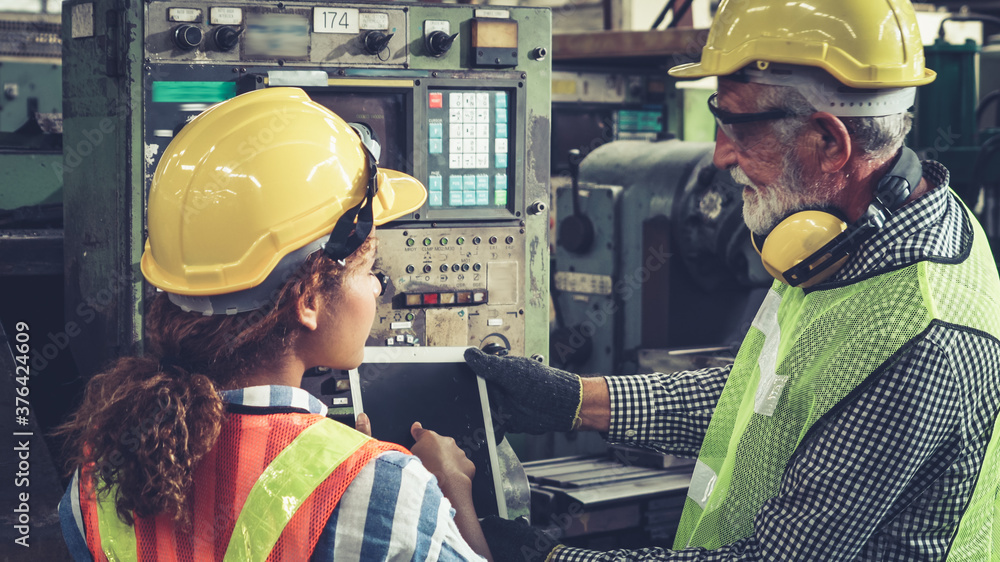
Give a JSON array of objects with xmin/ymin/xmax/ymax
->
[{"xmin": 753, "ymin": 147, "xmax": 923, "ymax": 287}]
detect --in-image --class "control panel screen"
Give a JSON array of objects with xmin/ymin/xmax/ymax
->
[
  {"xmin": 426, "ymin": 89, "xmax": 512, "ymax": 210},
  {"xmin": 309, "ymin": 90, "xmax": 410, "ymax": 174}
]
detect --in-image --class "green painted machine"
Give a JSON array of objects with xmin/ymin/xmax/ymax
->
[
  {"xmin": 0, "ymin": 11, "xmax": 62, "ymax": 265},
  {"xmin": 62, "ymin": 0, "xmax": 551, "ymax": 378}
]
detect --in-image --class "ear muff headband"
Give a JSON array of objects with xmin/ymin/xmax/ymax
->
[
  {"xmin": 323, "ymin": 123, "xmax": 382, "ymax": 262},
  {"xmin": 756, "ymin": 147, "xmax": 923, "ymax": 288}
]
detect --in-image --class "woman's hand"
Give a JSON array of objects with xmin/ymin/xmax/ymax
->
[
  {"xmin": 409, "ymin": 421, "xmax": 491, "ymax": 561},
  {"xmin": 355, "ymin": 412, "xmax": 372, "ymax": 437},
  {"xmin": 409, "ymin": 422, "xmax": 475, "ymax": 484}
]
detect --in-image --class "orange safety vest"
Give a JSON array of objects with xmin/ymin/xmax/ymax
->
[{"xmin": 78, "ymin": 412, "xmax": 407, "ymax": 561}]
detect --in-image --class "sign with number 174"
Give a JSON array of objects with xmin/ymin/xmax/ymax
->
[{"xmin": 314, "ymin": 7, "xmax": 359, "ymax": 34}]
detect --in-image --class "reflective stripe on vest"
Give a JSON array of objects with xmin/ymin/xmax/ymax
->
[
  {"xmin": 675, "ymin": 204, "xmax": 1000, "ymax": 555},
  {"xmin": 223, "ymin": 418, "xmax": 368, "ymax": 561},
  {"xmin": 85, "ymin": 417, "xmax": 385, "ymax": 561}
]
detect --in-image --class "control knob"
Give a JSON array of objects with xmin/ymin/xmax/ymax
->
[
  {"xmin": 173, "ymin": 25, "xmax": 203, "ymax": 51},
  {"xmin": 426, "ymin": 30, "xmax": 459, "ymax": 57},
  {"xmin": 213, "ymin": 26, "xmax": 241, "ymax": 51},
  {"xmin": 362, "ymin": 31, "xmax": 394, "ymax": 56}
]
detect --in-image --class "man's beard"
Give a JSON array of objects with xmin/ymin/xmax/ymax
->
[{"xmin": 731, "ymin": 154, "xmax": 832, "ymax": 236}]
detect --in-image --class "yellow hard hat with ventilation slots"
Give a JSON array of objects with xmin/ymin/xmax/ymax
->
[
  {"xmin": 141, "ymin": 87, "xmax": 426, "ymax": 300},
  {"xmin": 669, "ymin": 0, "xmax": 936, "ymax": 88}
]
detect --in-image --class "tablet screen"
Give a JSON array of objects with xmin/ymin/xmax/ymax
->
[{"xmin": 349, "ymin": 346, "xmax": 505, "ymax": 518}]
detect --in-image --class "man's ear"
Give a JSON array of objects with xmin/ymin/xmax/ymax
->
[
  {"xmin": 809, "ymin": 112, "xmax": 852, "ymax": 173},
  {"xmin": 296, "ymin": 292, "xmax": 320, "ymax": 331}
]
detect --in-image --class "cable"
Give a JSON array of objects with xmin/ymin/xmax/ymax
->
[
  {"xmin": 651, "ymin": 0, "xmax": 677, "ymax": 30},
  {"xmin": 667, "ymin": 0, "xmax": 694, "ymax": 29}
]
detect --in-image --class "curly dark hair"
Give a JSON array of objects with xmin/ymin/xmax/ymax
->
[{"xmin": 56, "ymin": 238, "xmax": 375, "ymax": 525}]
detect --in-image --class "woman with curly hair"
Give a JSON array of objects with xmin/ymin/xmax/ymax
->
[{"xmin": 57, "ymin": 88, "xmax": 492, "ymax": 561}]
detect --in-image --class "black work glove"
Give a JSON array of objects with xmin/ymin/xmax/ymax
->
[
  {"xmin": 464, "ymin": 347, "xmax": 583, "ymax": 435},
  {"xmin": 480, "ymin": 516, "xmax": 561, "ymax": 562}
]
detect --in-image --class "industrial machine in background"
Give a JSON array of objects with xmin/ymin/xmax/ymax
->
[
  {"xmin": 525, "ymin": 448, "xmax": 694, "ymax": 551},
  {"xmin": 551, "ymin": 140, "xmax": 768, "ymax": 377},
  {"xmin": 547, "ymin": 27, "xmax": 769, "ymax": 382},
  {"xmin": 914, "ymin": 15, "xmax": 1000, "ymax": 263},
  {"xmin": 0, "ymin": 10, "xmax": 62, "ymax": 265},
  {"xmin": 62, "ymin": 0, "xmax": 551, "ymax": 375}
]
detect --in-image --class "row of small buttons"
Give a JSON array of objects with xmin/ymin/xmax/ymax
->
[
  {"xmin": 385, "ymin": 334, "xmax": 419, "ymax": 346},
  {"xmin": 404, "ymin": 263, "xmax": 483, "ymax": 274},
  {"xmin": 403, "ymin": 290, "xmax": 487, "ymax": 307},
  {"xmin": 405, "ymin": 235, "xmax": 514, "ymax": 247}
]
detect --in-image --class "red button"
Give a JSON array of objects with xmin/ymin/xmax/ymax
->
[
  {"xmin": 422, "ymin": 293, "xmax": 439, "ymax": 305},
  {"xmin": 429, "ymin": 92, "xmax": 443, "ymax": 109}
]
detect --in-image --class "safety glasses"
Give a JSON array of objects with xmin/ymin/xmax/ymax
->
[
  {"xmin": 707, "ymin": 92, "xmax": 794, "ymax": 150},
  {"xmin": 373, "ymin": 271, "xmax": 388, "ymax": 296}
]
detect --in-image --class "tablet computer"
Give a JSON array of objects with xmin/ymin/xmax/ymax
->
[{"xmin": 349, "ymin": 346, "xmax": 506, "ymax": 518}]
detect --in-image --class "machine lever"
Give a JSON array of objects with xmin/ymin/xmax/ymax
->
[{"xmin": 558, "ymin": 149, "xmax": 595, "ymax": 254}]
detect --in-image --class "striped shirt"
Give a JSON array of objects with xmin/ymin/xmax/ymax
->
[
  {"xmin": 553, "ymin": 163, "xmax": 1000, "ymax": 561},
  {"xmin": 59, "ymin": 385, "xmax": 485, "ymax": 561}
]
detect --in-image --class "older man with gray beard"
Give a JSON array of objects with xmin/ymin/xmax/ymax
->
[{"xmin": 467, "ymin": 1, "xmax": 1000, "ymax": 560}]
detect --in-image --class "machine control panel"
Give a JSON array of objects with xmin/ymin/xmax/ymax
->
[
  {"xmin": 372, "ymin": 225, "xmax": 525, "ymax": 352},
  {"xmin": 63, "ymin": 0, "xmax": 549, "ymax": 377},
  {"xmin": 149, "ymin": 3, "xmax": 409, "ymax": 65}
]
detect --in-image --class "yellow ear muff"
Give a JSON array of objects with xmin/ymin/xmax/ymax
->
[{"xmin": 753, "ymin": 210, "xmax": 850, "ymax": 288}]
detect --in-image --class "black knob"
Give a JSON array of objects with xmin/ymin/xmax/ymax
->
[
  {"xmin": 173, "ymin": 25, "xmax": 203, "ymax": 51},
  {"xmin": 363, "ymin": 31, "xmax": 394, "ymax": 56},
  {"xmin": 213, "ymin": 26, "xmax": 240, "ymax": 51},
  {"xmin": 426, "ymin": 30, "xmax": 459, "ymax": 57},
  {"xmin": 559, "ymin": 215, "xmax": 595, "ymax": 254},
  {"xmin": 482, "ymin": 343, "xmax": 509, "ymax": 356}
]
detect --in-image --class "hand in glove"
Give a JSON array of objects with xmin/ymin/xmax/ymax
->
[
  {"xmin": 464, "ymin": 347, "xmax": 583, "ymax": 434},
  {"xmin": 480, "ymin": 516, "xmax": 561, "ymax": 562}
]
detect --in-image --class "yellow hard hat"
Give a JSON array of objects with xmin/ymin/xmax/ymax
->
[
  {"xmin": 140, "ymin": 87, "xmax": 426, "ymax": 305},
  {"xmin": 669, "ymin": 0, "xmax": 936, "ymax": 89}
]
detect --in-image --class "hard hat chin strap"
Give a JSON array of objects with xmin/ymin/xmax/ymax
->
[{"xmin": 323, "ymin": 124, "xmax": 381, "ymax": 262}]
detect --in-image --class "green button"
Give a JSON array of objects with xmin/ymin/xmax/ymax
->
[
  {"xmin": 457, "ymin": 237, "xmax": 465, "ymax": 245},
  {"xmin": 440, "ymin": 237, "xmax": 449, "ymax": 246},
  {"xmin": 406, "ymin": 313, "xmax": 414, "ymax": 321},
  {"xmin": 406, "ymin": 238, "xmax": 415, "ymax": 247},
  {"xmin": 423, "ymin": 238, "xmax": 432, "ymax": 246}
]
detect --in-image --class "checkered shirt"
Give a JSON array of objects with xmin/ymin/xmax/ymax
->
[{"xmin": 552, "ymin": 162, "xmax": 1000, "ymax": 561}]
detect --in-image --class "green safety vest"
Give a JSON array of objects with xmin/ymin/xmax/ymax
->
[{"xmin": 674, "ymin": 207, "xmax": 1000, "ymax": 560}]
